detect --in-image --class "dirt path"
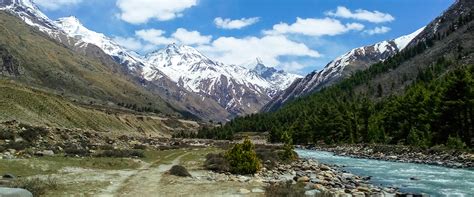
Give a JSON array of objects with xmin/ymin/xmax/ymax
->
[{"xmin": 96, "ymin": 152, "xmax": 189, "ymax": 197}]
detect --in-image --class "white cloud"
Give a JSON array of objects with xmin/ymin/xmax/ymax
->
[
  {"xmin": 197, "ymin": 35, "xmax": 321, "ymax": 68},
  {"xmin": 135, "ymin": 29, "xmax": 176, "ymax": 45},
  {"xmin": 326, "ymin": 6, "xmax": 394, "ymax": 23},
  {"xmin": 364, "ymin": 26, "xmax": 391, "ymax": 35},
  {"xmin": 33, "ymin": 0, "xmax": 82, "ymax": 10},
  {"xmin": 116, "ymin": 0, "xmax": 197, "ymax": 24},
  {"xmin": 264, "ymin": 17, "xmax": 364, "ymax": 36},
  {"xmin": 171, "ymin": 28, "xmax": 212, "ymax": 45},
  {"xmin": 135, "ymin": 28, "xmax": 211, "ymax": 46},
  {"xmin": 214, "ymin": 17, "xmax": 260, "ymax": 29},
  {"xmin": 113, "ymin": 36, "xmax": 156, "ymax": 52}
]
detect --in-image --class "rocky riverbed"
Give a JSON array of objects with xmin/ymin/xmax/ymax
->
[
  {"xmin": 301, "ymin": 144, "xmax": 474, "ymax": 169},
  {"xmin": 205, "ymin": 159, "xmax": 403, "ymax": 197}
]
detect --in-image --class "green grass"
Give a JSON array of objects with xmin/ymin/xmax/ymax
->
[{"xmin": 0, "ymin": 156, "xmax": 141, "ymax": 177}]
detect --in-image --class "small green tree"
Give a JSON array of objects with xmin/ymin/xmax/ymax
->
[
  {"xmin": 279, "ymin": 131, "xmax": 297, "ymax": 162},
  {"xmin": 446, "ymin": 135, "xmax": 466, "ymax": 150},
  {"xmin": 225, "ymin": 138, "xmax": 261, "ymax": 174}
]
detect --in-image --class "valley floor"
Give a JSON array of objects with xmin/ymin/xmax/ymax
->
[{"xmin": 0, "ymin": 148, "xmax": 266, "ymax": 197}]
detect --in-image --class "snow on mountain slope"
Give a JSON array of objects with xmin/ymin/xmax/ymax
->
[
  {"xmin": 55, "ymin": 16, "xmax": 145, "ymax": 72},
  {"xmin": 144, "ymin": 44, "xmax": 297, "ymax": 115},
  {"xmin": 0, "ymin": 0, "xmax": 63, "ymax": 39},
  {"xmin": 243, "ymin": 58, "xmax": 302, "ymax": 96},
  {"xmin": 262, "ymin": 27, "xmax": 425, "ymax": 112}
]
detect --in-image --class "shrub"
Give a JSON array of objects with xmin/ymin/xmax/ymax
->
[
  {"xmin": 279, "ymin": 144, "xmax": 297, "ymax": 162},
  {"xmin": 169, "ymin": 165, "xmax": 192, "ymax": 177},
  {"xmin": 18, "ymin": 125, "xmax": 48, "ymax": 142},
  {"xmin": 204, "ymin": 153, "xmax": 230, "ymax": 172},
  {"xmin": 5, "ymin": 141, "xmax": 31, "ymax": 150},
  {"xmin": 225, "ymin": 138, "xmax": 261, "ymax": 174},
  {"xmin": 64, "ymin": 148, "xmax": 90, "ymax": 156},
  {"xmin": 0, "ymin": 127, "xmax": 14, "ymax": 140},
  {"xmin": 446, "ymin": 135, "xmax": 466, "ymax": 150},
  {"xmin": 265, "ymin": 181, "xmax": 306, "ymax": 197},
  {"xmin": 97, "ymin": 149, "xmax": 144, "ymax": 158},
  {"xmin": 8, "ymin": 176, "xmax": 59, "ymax": 196}
]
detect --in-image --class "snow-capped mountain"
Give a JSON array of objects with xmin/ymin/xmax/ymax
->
[
  {"xmin": 55, "ymin": 16, "xmax": 145, "ymax": 72},
  {"xmin": 262, "ymin": 27, "xmax": 425, "ymax": 112},
  {"xmin": 144, "ymin": 45, "xmax": 299, "ymax": 115},
  {"xmin": 245, "ymin": 58, "xmax": 302, "ymax": 96},
  {"xmin": 1, "ymin": 0, "xmax": 301, "ymax": 118}
]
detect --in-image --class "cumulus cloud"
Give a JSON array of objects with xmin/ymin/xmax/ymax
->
[
  {"xmin": 33, "ymin": 0, "xmax": 83, "ymax": 10},
  {"xmin": 364, "ymin": 26, "xmax": 391, "ymax": 35},
  {"xmin": 135, "ymin": 28, "xmax": 211, "ymax": 46},
  {"xmin": 171, "ymin": 28, "xmax": 212, "ymax": 45},
  {"xmin": 113, "ymin": 36, "xmax": 156, "ymax": 52},
  {"xmin": 326, "ymin": 6, "xmax": 395, "ymax": 23},
  {"xmin": 214, "ymin": 17, "xmax": 260, "ymax": 29},
  {"xmin": 116, "ymin": 0, "xmax": 197, "ymax": 24},
  {"xmin": 197, "ymin": 35, "xmax": 321, "ymax": 68},
  {"xmin": 264, "ymin": 17, "xmax": 364, "ymax": 36}
]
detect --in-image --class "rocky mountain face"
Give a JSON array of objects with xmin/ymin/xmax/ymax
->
[
  {"xmin": 261, "ymin": 27, "xmax": 425, "ymax": 112},
  {"xmin": 0, "ymin": 0, "xmax": 301, "ymax": 120},
  {"xmin": 145, "ymin": 46, "xmax": 300, "ymax": 115}
]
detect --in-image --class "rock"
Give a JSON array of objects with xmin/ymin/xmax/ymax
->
[
  {"xmin": 387, "ymin": 156, "xmax": 398, "ymax": 160},
  {"xmin": 0, "ymin": 187, "xmax": 33, "ymax": 197},
  {"xmin": 304, "ymin": 189, "xmax": 321, "ymax": 196},
  {"xmin": 168, "ymin": 165, "xmax": 192, "ymax": 177},
  {"xmin": 251, "ymin": 188, "xmax": 264, "ymax": 193},
  {"xmin": 2, "ymin": 173, "xmax": 16, "ymax": 179},
  {"xmin": 342, "ymin": 173, "xmax": 354, "ymax": 179},
  {"xmin": 410, "ymin": 177, "xmax": 420, "ymax": 181},
  {"xmin": 238, "ymin": 176, "xmax": 250, "ymax": 182},
  {"xmin": 313, "ymin": 184, "xmax": 325, "ymax": 191},
  {"xmin": 297, "ymin": 176, "xmax": 310, "ymax": 182},
  {"xmin": 35, "ymin": 150, "xmax": 54, "ymax": 157},
  {"xmin": 239, "ymin": 188, "xmax": 250, "ymax": 194},
  {"xmin": 320, "ymin": 164, "xmax": 331, "ymax": 171},
  {"xmin": 352, "ymin": 192, "xmax": 365, "ymax": 197},
  {"xmin": 357, "ymin": 186, "xmax": 370, "ymax": 192}
]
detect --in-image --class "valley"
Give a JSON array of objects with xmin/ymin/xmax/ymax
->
[{"xmin": 0, "ymin": 0, "xmax": 473, "ymax": 196}]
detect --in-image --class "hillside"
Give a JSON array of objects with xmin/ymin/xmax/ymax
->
[{"xmin": 198, "ymin": 0, "xmax": 474, "ymax": 148}]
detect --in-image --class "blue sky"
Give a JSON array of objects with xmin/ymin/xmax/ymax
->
[{"xmin": 34, "ymin": 0, "xmax": 454, "ymax": 74}]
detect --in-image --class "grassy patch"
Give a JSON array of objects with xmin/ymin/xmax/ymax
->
[
  {"xmin": 0, "ymin": 156, "xmax": 141, "ymax": 177},
  {"xmin": 7, "ymin": 176, "xmax": 59, "ymax": 196}
]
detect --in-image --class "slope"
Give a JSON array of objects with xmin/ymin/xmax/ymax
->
[
  {"xmin": 0, "ymin": 11, "xmax": 182, "ymax": 117},
  {"xmin": 198, "ymin": 0, "xmax": 474, "ymax": 148}
]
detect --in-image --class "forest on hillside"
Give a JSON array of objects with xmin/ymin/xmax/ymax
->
[{"xmin": 185, "ymin": 12, "xmax": 474, "ymax": 149}]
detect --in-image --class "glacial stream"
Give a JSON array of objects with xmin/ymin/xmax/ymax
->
[{"xmin": 296, "ymin": 149, "xmax": 474, "ymax": 196}]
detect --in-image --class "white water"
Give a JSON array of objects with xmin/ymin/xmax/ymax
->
[{"xmin": 296, "ymin": 149, "xmax": 474, "ymax": 196}]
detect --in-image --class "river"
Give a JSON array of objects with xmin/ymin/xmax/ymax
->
[{"xmin": 296, "ymin": 149, "xmax": 474, "ymax": 196}]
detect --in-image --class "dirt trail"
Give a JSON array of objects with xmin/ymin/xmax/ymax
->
[{"xmin": 96, "ymin": 152, "xmax": 188, "ymax": 197}]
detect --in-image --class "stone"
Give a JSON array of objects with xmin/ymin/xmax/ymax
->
[
  {"xmin": 313, "ymin": 184, "xmax": 325, "ymax": 191},
  {"xmin": 352, "ymin": 192, "xmax": 365, "ymax": 197},
  {"xmin": 357, "ymin": 186, "xmax": 370, "ymax": 192},
  {"xmin": 410, "ymin": 177, "xmax": 420, "ymax": 181},
  {"xmin": 251, "ymin": 188, "xmax": 264, "ymax": 193},
  {"xmin": 0, "ymin": 187, "xmax": 33, "ymax": 197},
  {"xmin": 297, "ymin": 176, "xmax": 310, "ymax": 182},
  {"xmin": 320, "ymin": 164, "xmax": 331, "ymax": 171},
  {"xmin": 2, "ymin": 173, "xmax": 16, "ymax": 179},
  {"xmin": 239, "ymin": 188, "xmax": 250, "ymax": 194},
  {"xmin": 35, "ymin": 150, "xmax": 54, "ymax": 157},
  {"xmin": 304, "ymin": 189, "xmax": 321, "ymax": 197}
]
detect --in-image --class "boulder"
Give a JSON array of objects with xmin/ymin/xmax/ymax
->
[
  {"xmin": 0, "ymin": 187, "xmax": 33, "ymax": 197},
  {"xmin": 35, "ymin": 150, "xmax": 54, "ymax": 157},
  {"xmin": 297, "ymin": 176, "xmax": 310, "ymax": 182},
  {"xmin": 2, "ymin": 173, "xmax": 16, "ymax": 179},
  {"xmin": 304, "ymin": 189, "xmax": 321, "ymax": 197},
  {"xmin": 239, "ymin": 188, "xmax": 250, "ymax": 194},
  {"xmin": 251, "ymin": 188, "xmax": 264, "ymax": 193},
  {"xmin": 320, "ymin": 165, "xmax": 331, "ymax": 171},
  {"xmin": 352, "ymin": 191, "xmax": 365, "ymax": 197},
  {"xmin": 168, "ymin": 165, "xmax": 192, "ymax": 177}
]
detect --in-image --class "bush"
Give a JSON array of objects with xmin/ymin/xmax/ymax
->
[
  {"xmin": 19, "ymin": 125, "xmax": 48, "ymax": 142},
  {"xmin": 279, "ymin": 144, "xmax": 297, "ymax": 162},
  {"xmin": 204, "ymin": 153, "xmax": 230, "ymax": 172},
  {"xmin": 64, "ymin": 148, "xmax": 90, "ymax": 156},
  {"xmin": 97, "ymin": 149, "xmax": 144, "ymax": 158},
  {"xmin": 446, "ymin": 135, "xmax": 466, "ymax": 150},
  {"xmin": 169, "ymin": 165, "xmax": 192, "ymax": 177},
  {"xmin": 225, "ymin": 138, "xmax": 261, "ymax": 174},
  {"xmin": 0, "ymin": 127, "xmax": 14, "ymax": 140},
  {"xmin": 8, "ymin": 176, "xmax": 59, "ymax": 196},
  {"xmin": 265, "ymin": 181, "xmax": 306, "ymax": 197},
  {"xmin": 5, "ymin": 141, "xmax": 31, "ymax": 150}
]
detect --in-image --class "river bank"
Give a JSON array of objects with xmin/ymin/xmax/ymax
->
[{"xmin": 299, "ymin": 144, "xmax": 474, "ymax": 169}]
